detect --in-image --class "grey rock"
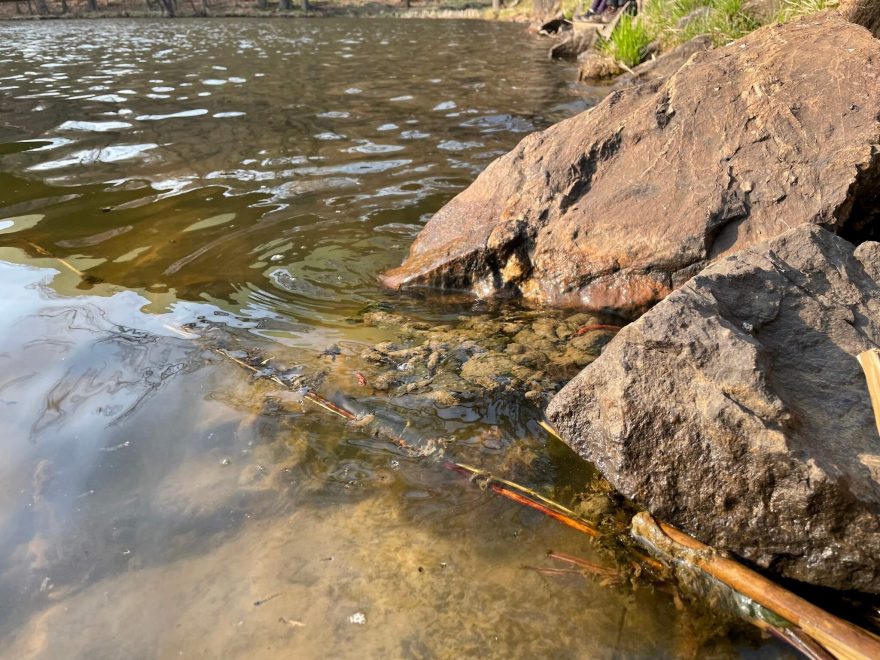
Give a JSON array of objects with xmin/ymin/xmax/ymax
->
[
  {"xmin": 550, "ymin": 26, "xmax": 598, "ymax": 60},
  {"xmin": 741, "ymin": 0, "xmax": 783, "ymax": 22},
  {"xmin": 547, "ymin": 226, "xmax": 880, "ymax": 593},
  {"xmin": 676, "ymin": 6, "xmax": 713, "ymax": 29}
]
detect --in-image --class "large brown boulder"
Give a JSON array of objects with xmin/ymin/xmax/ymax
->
[
  {"xmin": 382, "ymin": 14, "xmax": 880, "ymax": 317},
  {"xmin": 546, "ymin": 226, "xmax": 880, "ymax": 593}
]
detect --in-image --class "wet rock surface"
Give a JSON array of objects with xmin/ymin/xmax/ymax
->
[
  {"xmin": 382, "ymin": 13, "xmax": 880, "ymax": 317},
  {"xmin": 547, "ymin": 227, "xmax": 880, "ymax": 593}
]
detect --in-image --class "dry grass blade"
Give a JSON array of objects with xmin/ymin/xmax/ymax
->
[
  {"xmin": 857, "ymin": 349, "xmax": 880, "ymax": 437},
  {"xmin": 26, "ymin": 241, "xmax": 84, "ymax": 276},
  {"xmin": 538, "ymin": 419, "xmax": 562, "ymax": 440},
  {"xmin": 490, "ymin": 482, "xmax": 601, "ymax": 537},
  {"xmin": 522, "ymin": 565, "xmax": 587, "ymax": 577},
  {"xmin": 451, "ymin": 462, "xmax": 582, "ymax": 517}
]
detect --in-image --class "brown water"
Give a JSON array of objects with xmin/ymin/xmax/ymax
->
[{"xmin": 0, "ymin": 18, "xmax": 785, "ymax": 659}]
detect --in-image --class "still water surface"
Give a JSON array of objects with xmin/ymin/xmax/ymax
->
[{"xmin": 0, "ymin": 18, "xmax": 782, "ymax": 658}]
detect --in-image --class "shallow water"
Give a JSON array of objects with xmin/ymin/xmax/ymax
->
[{"xmin": 0, "ymin": 18, "xmax": 785, "ymax": 659}]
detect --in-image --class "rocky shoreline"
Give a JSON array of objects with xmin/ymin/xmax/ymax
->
[{"xmin": 383, "ymin": 9, "xmax": 880, "ymax": 595}]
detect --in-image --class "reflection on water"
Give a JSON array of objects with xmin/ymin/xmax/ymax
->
[{"xmin": 0, "ymin": 18, "xmax": 779, "ymax": 659}]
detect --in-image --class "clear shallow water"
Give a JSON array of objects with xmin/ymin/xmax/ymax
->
[{"xmin": 0, "ymin": 18, "xmax": 782, "ymax": 659}]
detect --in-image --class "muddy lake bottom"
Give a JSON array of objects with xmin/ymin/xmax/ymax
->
[{"xmin": 0, "ymin": 17, "xmax": 789, "ymax": 658}]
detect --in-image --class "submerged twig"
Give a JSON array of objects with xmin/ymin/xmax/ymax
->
[
  {"xmin": 26, "ymin": 241, "xmax": 84, "ymax": 277},
  {"xmin": 574, "ymin": 323, "xmax": 624, "ymax": 336},
  {"xmin": 209, "ymin": 345, "xmax": 365, "ymax": 424},
  {"xmin": 523, "ymin": 565, "xmax": 586, "ymax": 577},
  {"xmin": 547, "ymin": 551, "xmax": 618, "ymax": 577},
  {"xmin": 749, "ymin": 616, "xmax": 836, "ymax": 660},
  {"xmin": 632, "ymin": 512, "xmax": 880, "ymax": 660},
  {"xmin": 254, "ymin": 592, "xmax": 283, "ymax": 607},
  {"xmin": 189, "ymin": 323, "xmax": 609, "ymax": 541}
]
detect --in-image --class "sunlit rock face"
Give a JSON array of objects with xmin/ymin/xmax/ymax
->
[
  {"xmin": 383, "ymin": 13, "xmax": 880, "ymax": 318},
  {"xmin": 548, "ymin": 227, "xmax": 880, "ymax": 594}
]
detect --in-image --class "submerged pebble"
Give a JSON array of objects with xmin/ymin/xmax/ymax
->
[{"xmin": 353, "ymin": 307, "xmax": 622, "ymax": 408}]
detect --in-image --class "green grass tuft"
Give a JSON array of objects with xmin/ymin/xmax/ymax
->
[
  {"xmin": 600, "ymin": 13, "xmax": 653, "ymax": 68},
  {"xmin": 590, "ymin": 0, "xmax": 834, "ymax": 71}
]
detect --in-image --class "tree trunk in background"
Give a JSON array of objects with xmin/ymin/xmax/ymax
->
[
  {"xmin": 301, "ymin": 0, "xmax": 310, "ymax": 10},
  {"xmin": 279, "ymin": 0, "xmax": 291, "ymax": 9},
  {"xmin": 258, "ymin": 0, "xmax": 266, "ymax": 8},
  {"xmin": 492, "ymin": 0, "xmax": 500, "ymax": 9},
  {"xmin": 60, "ymin": 0, "xmax": 68, "ymax": 12},
  {"xmin": 839, "ymin": 0, "xmax": 880, "ymax": 37},
  {"xmin": 88, "ymin": 0, "xmax": 98, "ymax": 10},
  {"xmin": 159, "ymin": 0, "xmax": 175, "ymax": 16},
  {"xmin": 404, "ymin": 0, "xmax": 410, "ymax": 8},
  {"xmin": 532, "ymin": 0, "xmax": 558, "ymax": 19},
  {"xmin": 35, "ymin": 0, "xmax": 49, "ymax": 14}
]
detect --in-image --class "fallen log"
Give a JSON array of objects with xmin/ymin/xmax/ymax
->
[{"xmin": 631, "ymin": 512, "xmax": 880, "ymax": 660}]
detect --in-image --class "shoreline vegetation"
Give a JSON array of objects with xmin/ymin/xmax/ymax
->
[{"xmin": 595, "ymin": 0, "xmax": 837, "ymax": 67}]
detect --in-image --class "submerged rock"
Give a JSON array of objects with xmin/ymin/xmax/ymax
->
[
  {"xmin": 547, "ymin": 227, "xmax": 880, "ymax": 593},
  {"xmin": 357, "ymin": 308, "xmax": 619, "ymax": 407},
  {"xmin": 382, "ymin": 14, "xmax": 880, "ymax": 318}
]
